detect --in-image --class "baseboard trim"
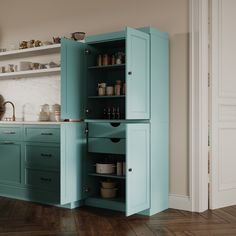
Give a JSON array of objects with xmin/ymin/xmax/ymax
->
[{"xmin": 169, "ymin": 194, "xmax": 192, "ymax": 211}]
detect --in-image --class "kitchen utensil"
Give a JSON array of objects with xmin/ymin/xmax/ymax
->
[
  {"xmin": 100, "ymin": 187, "xmax": 117, "ymax": 198},
  {"xmin": 53, "ymin": 37, "xmax": 61, "ymax": 44},
  {"xmin": 95, "ymin": 163, "xmax": 115, "ymax": 174}
]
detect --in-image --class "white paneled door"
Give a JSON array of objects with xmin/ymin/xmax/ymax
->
[{"xmin": 211, "ymin": 0, "xmax": 236, "ymax": 209}]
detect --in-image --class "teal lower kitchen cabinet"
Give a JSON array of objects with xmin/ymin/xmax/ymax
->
[
  {"xmin": 0, "ymin": 123, "xmax": 86, "ymax": 208},
  {"xmin": 84, "ymin": 122, "xmax": 150, "ymax": 216},
  {"xmin": 0, "ymin": 142, "xmax": 22, "ymax": 186}
]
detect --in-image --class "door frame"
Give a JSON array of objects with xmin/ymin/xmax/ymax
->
[{"xmin": 189, "ymin": 0, "xmax": 209, "ymax": 212}]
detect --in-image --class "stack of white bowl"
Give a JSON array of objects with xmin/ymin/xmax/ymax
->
[{"xmin": 52, "ymin": 104, "xmax": 61, "ymax": 122}]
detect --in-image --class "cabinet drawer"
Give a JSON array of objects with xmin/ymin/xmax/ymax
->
[
  {"xmin": 0, "ymin": 126, "xmax": 22, "ymax": 141},
  {"xmin": 88, "ymin": 123, "xmax": 126, "ymax": 138},
  {"xmin": 88, "ymin": 137, "xmax": 125, "ymax": 154},
  {"xmin": 25, "ymin": 145, "xmax": 60, "ymax": 169},
  {"xmin": 25, "ymin": 169, "xmax": 59, "ymax": 191},
  {"xmin": 24, "ymin": 127, "xmax": 60, "ymax": 143}
]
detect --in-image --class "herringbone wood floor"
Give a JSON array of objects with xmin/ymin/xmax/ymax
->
[{"xmin": 1, "ymin": 197, "xmax": 236, "ymax": 235}]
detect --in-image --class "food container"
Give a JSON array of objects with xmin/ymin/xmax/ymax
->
[
  {"xmin": 100, "ymin": 180, "xmax": 116, "ymax": 189},
  {"xmin": 100, "ymin": 187, "xmax": 117, "ymax": 198},
  {"xmin": 95, "ymin": 163, "xmax": 115, "ymax": 174},
  {"xmin": 19, "ymin": 61, "xmax": 31, "ymax": 71}
]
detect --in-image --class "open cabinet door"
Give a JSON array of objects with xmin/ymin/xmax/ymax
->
[
  {"xmin": 211, "ymin": 0, "xmax": 236, "ymax": 209},
  {"xmin": 126, "ymin": 123, "xmax": 150, "ymax": 216},
  {"xmin": 61, "ymin": 38, "xmax": 86, "ymax": 120},
  {"xmin": 126, "ymin": 27, "xmax": 150, "ymax": 120}
]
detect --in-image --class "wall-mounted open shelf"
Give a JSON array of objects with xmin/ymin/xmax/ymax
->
[
  {"xmin": 0, "ymin": 67, "xmax": 60, "ymax": 79},
  {"xmin": 0, "ymin": 44, "xmax": 61, "ymax": 59}
]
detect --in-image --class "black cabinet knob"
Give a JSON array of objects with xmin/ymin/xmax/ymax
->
[
  {"xmin": 128, "ymin": 71, "xmax": 132, "ymax": 75},
  {"xmin": 128, "ymin": 168, "xmax": 132, "ymax": 172}
]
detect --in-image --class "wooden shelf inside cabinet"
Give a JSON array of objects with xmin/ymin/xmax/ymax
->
[
  {"xmin": 88, "ymin": 64, "xmax": 125, "ymax": 70},
  {"xmin": 0, "ymin": 44, "xmax": 61, "ymax": 59},
  {"xmin": 89, "ymin": 173, "xmax": 125, "ymax": 179},
  {"xmin": 88, "ymin": 95, "xmax": 125, "ymax": 99},
  {"xmin": 0, "ymin": 68, "xmax": 60, "ymax": 79}
]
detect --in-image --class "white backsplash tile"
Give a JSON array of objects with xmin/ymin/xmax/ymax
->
[{"xmin": 0, "ymin": 76, "xmax": 60, "ymax": 121}]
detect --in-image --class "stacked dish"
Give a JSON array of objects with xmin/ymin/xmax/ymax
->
[
  {"xmin": 52, "ymin": 104, "xmax": 61, "ymax": 122},
  {"xmin": 100, "ymin": 180, "xmax": 117, "ymax": 199}
]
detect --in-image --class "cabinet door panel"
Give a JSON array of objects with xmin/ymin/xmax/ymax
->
[
  {"xmin": 126, "ymin": 27, "xmax": 150, "ymax": 119},
  {"xmin": 126, "ymin": 123, "xmax": 150, "ymax": 216},
  {"xmin": 60, "ymin": 123, "xmax": 86, "ymax": 204},
  {"xmin": 61, "ymin": 38, "xmax": 86, "ymax": 120},
  {"xmin": 0, "ymin": 142, "xmax": 22, "ymax": 185}
]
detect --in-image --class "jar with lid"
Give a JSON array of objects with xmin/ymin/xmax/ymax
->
[
  {"xmin": 97, "ymin": 54, "xmax": 102, "ymax": 66},
  {"xmin": 102, "ymin": 54, "xmax": 109, "ymax": 66},
  {"xmin": 115, "ymin": 80, "xmax": 122, "ymax": 96}
]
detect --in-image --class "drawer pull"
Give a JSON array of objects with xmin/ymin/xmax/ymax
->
[
  {"xmin": 128, "ymin": 168, "xmax": 132, "ymax": 172},
  {"xmin": 41, "ymin": 153, "xmax": 52, "ymax": 158},
  {"xmin": 110, "ymin": 138, "xmax": 121, "ymax": 143},
  {"xmin": 40, "ymin": 177, "xmax": 52, "ymax": 182},
  {"xmin": 2, "ymin": 141, "xmax": 15, "ymax": 145},
  {"xmin": 3, "ymin": 131, "xmax": 16, "ymax": 134},
  {"xmin": 41, "ymin": 132, "xmax": 53, "ymax": 136},
  {"xmin": 110, "ymin": 123, "xmax": 120, "ymax": 127}
]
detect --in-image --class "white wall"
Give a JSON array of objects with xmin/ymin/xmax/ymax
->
[{"xmin": 0, "ymin": 0, "xmax": 189, "ymax": 196}]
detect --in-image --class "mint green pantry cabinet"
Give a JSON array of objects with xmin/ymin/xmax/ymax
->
[{"xmin": 83, "ymin": 27, "xmax": 169, "ymax": 216}]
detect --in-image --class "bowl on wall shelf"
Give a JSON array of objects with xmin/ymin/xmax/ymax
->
[{"xmin": 71, "ymin": 32, "xmax": 85, "ymax": 41}]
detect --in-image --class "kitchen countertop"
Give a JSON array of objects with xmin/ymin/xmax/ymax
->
[{"xmin": 0, "ymin": 120, "xmax": 83, "ymax": 125}]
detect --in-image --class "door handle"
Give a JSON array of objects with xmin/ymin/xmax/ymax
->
[
  {"xmin": 41, "ymin": 133, "xmax": 53, "ymax": 136},
  {"xmin": 2, "ymin": 141, "xmax": 15, "ymax": 144},
  {"xmin": 3, "ymin": 131, "xmax": 16, "ymax": 134},
  {"xmin": 41, "ymin": 153, "xmax": 52, "ymax": 158}
]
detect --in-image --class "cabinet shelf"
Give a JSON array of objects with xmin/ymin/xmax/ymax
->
[
  {"xmin": 89, "ymin": 173, "xmax": 125, "ymax": 179},
  {"xmin": 88, "ymin": 64, "xmax": 125, "ymax": 70},
  {"xmin": 0, "ymin": 67, "xmax": 60, "ymax": 79},
  {"xmin": 0, "ymin": 44, "xmax": 61, "ymax": 59},
  {"xmin": 88, "ymin": 95, "xmax": 125, "ymax": 99},
  {"xmin": 85, "ymin": 196, "xmax": 125, "ymax": 212}
]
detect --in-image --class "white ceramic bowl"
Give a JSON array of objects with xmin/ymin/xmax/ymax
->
[{"xmin": 96, "ymin": 163, "xmax": 115, "ymax": 174}]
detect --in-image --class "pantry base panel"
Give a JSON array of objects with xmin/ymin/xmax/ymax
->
[{"xmin": 85, "ymin": 196, "xmax": 125, "ymax": 212}]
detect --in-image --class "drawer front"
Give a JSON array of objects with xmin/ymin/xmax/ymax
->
[
  {"xmin": 25, "ymin": 169, "xmax": 59, "ymax": 191},
  {"xmin": 88, "ymin": 137, "xmax": 125, "ymax": 154},
  {"xmin": 88, "ymin": 123, "xmax": 126, "ymax": 138},
  {"xmin": 0, "ymin": 126, "xmax": 22, "ymax": 141},
  {"xmin": 25, "ymin": 145, "xmax": 60, "ymax": 169},
  {"xmin": 24, "ymin": 127, "xmax": 60, "ymax": 143}
]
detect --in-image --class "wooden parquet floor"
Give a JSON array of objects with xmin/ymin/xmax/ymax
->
[{"xmin": 1, "ymin": 197, "xmax": 236, "ymax": 236}]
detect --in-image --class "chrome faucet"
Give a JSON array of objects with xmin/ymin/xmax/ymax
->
[{"xmin": 3, "ymin": 101, "xmax": 15, "ymax": 121}]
